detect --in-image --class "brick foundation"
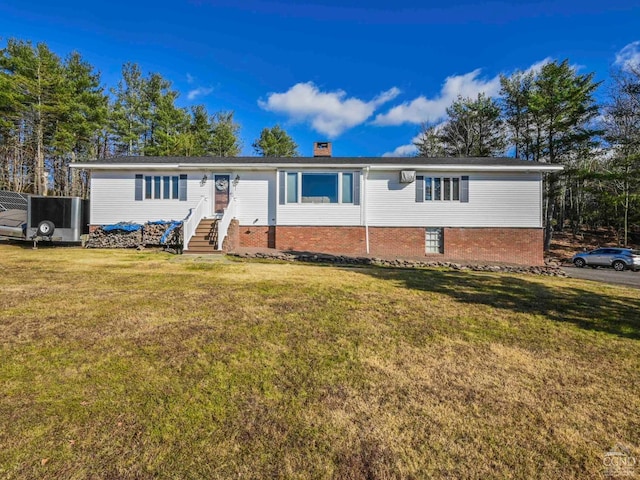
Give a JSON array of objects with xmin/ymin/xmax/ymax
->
[
  {"xmin": 236, "ymin": 225, "xmax": 544, "ymax": 266},
  {"xmin": 442, "ymin": 227, "xmax": 543, "ymax": 266},
  {"xmin": 368, "ymin": 227, "xmax": 426, "ymax": 257},
  {"xmin": 238, "ymin": 225, "xmax": 276, "ymax": 248},
  {"xmin": 275, "ymin": 226, "xmax": 366, "ymax": 256}
]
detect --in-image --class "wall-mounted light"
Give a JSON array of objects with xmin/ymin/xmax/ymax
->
[
  {"xmin": 233, "ymin": 174, "xmax": 240, "ymax": 187},
  {"xmin": 200, "ymin": 174, "xmax": 207, "ymax": 187}
]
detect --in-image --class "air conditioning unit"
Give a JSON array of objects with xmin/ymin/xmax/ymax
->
[{"xmin": 400, "ymin": 170, "xmax": 416, "ymax": 183}]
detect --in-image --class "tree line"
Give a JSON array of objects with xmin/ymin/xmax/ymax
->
[
  {"xmin": 414, "ymin": 60, "xmax": 640, "ymax": 248},
  {"xmin": 0, "ymin": 38, "xmax": 298, "ymax": 198}
]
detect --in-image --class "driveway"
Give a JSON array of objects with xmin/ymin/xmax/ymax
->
[{"xmin": 562, "ymin": 265, "xmax": 640, "ymax": 289}]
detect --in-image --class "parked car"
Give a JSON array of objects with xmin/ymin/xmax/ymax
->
[{"xmin": 572, "ymin": 248, "xmax": 640, "ymax": 271}]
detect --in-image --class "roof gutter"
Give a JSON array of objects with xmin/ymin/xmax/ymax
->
[{"xmin": 70, "ymin": 163, "xmax": 564, "ymax": 173}]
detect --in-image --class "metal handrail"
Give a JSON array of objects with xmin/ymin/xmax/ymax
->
[
  {"xmin": 183, "ymin": 196, "xmax": 207, "ymax": 251},
  {"xmin": 216, "ymin": 196, "xmax": 236, "ymax": 250}
]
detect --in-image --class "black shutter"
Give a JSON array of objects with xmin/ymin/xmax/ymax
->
[
  {"xmin": 460, "ymin": 176, "xmax": 469, "ymax": 203},
  {"xmin": 279, "ymin": 171, "xmax": 286, "ymax": 205},
  {"xmin": 179, "ymin": 174, "xmax": 187, "ymax": 201},
  {"xmin": 353, "ymin": 171, "xmax": 361, "ymax": 206},
  {"xmin": 135, "ymin": 174, "xmax": 143, "ymax": 201},
  {"xmin": 416, "ymin": 175, "xmax": 424, "ymax": 202}
]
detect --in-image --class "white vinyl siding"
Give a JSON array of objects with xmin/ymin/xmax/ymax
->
[
  {"xmin": 90, "ymin": 171, "xmax": 210, "ymax": 225},
  {"xmin": 366, "ymin": 170, "xmax": 542, "ymax": 227},
  {"xmin": 234, "ymin": 171, "xmax": 276, "ymax": 226},
  {"xmin": 90, "ymin": 167, "xmax": 544, "ymax": 229}
]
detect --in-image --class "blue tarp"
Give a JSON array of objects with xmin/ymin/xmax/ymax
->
[
  {"xmin": 102, "ymin": 222, "xmax": 142, "ymax": 232},
  {"xmin": 160, "ymin": 221, "xmax": 182, "ymax": 244},
  {"xmin": 101, "ymin": 220, "xmax": 182, "ymax": 244}
]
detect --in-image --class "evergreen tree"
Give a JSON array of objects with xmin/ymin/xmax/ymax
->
[
  {"xmin": 210, "ymin": 111, "xmax": 241, "ymax": 156},
  {"xmin": 0, "ymin": 39, "xmax": 66, "ymax": 194},
  {"xmin": 413, "ymin": 123, "xmax": 445, "ymax": 157},
  {"xmin": 440, "ymin": 93, "xmax": 505, "ymax": 157},
  {"xmin": 252, "ymin": 125, "xmax": 298, "ymax": 157},
  {"xmin": 53, "ymin": 51, "xmax": 107, "ymax": 195},
  {"xmin": 528, "ymin": 60, "xmax": 601, "ymax": 250},
  {"xmin": 109, "ymin": 63, "xmax": 149, "ymax": 156},
  {"xmin": 499, "ymin": 71, "xmax": 535, "ymax": 160}
]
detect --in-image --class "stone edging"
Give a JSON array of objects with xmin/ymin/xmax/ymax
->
[{"xmin": 229, "ymin": 251, "xmax": 567, "ymax": 276}]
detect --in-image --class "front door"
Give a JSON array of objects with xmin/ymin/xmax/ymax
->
[{"xmin": 214, "ymin": 175, "xmax": 230, "ymax": 214}]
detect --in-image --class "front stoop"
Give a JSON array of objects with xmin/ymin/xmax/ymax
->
[{"xmin": 184, "ymin": 219, "xmax": 220, "ymax": 254}]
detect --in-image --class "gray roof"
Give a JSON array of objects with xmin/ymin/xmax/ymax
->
[{"xmin": 76, "ymin": 156, "xmax": 547, "ymax": 167}]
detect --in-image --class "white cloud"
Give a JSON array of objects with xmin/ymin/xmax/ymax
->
[
  {"xmin": 186, "ymin": 73, "xmax": 195, "ymax": 84},
  {"xmin": 373, "ymin": 69, "xmax": 500, "ymax": 126},
  {"xmin": 187, "ymin": 86, "xmax": 213, "ymax": 101},
  {"xmin": 373, "ymin": 58, "xmax": 552, "ymax": 127},
  {"xmin": 382, "ymin": 143, "xmax": 418, "ymax": 157},
  {"xmin": 382, "ymin": 123, "xmax": 446, "ymax": 157},
  {"xmin": 524, "ymin": 57, "xmax": 552, "ymax": 75},
  {"xmin": 258, "ymin": 82, "xmax": 401, "ymax": 137},
  {"xmin": 615, "ymin": 41, "xmax": 640, "ymax": 71}
]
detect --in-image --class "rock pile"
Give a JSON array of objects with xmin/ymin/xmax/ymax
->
[
  {"xmin": 86, "ymin": 222, "xmax": 182, "ymax": 249},
  {"xmin": 229, "ymin": 250, "xmax": 566, "ymax": 276}
]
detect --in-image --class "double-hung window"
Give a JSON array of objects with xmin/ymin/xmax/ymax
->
[
  {"xmin": 136, "ymin": 174, "xmax": 185, "ymax": 201},
  {"xmin": 417, "ymin": 175, "xmax": 468, "ymax": 202}
]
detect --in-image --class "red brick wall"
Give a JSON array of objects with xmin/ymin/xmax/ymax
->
[
  {"xmin": 443, "ymin": 227, "xmax": 544, "ymax": 265},
  {"xmin": 368, "ymin": 227, "xmax": 426, "ymax": 257},
  {"xmin": 238, "ymin": 225, "xmax": 276, "ymax": 249},
  {"xmin": 275, "ymin": 226, "xmax": 366, "ymax": 255},
  {"xmin": 233, "ymin": 225, "xmax": 544, "ymax": 266}
]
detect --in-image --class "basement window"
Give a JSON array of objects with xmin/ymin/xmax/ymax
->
[{"xmin": 425, "ymin": 228, "xmax": 443, "ymax": 254}]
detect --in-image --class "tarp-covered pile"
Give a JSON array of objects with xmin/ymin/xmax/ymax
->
[{"xmin": 86, "ymin": 221, "xmax": 182, "ymax": 249}]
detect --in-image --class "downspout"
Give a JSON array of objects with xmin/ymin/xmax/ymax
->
[{"xmin": 363, "ymin": 166, "xmax": 370, "ymax": 254}]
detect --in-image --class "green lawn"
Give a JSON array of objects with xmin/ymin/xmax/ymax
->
[{"xmin": 0, "ymin": 245, "xmax": 638, "ymax": 479}]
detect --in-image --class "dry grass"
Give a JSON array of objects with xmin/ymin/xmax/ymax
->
[{"xmin": 0, "ymin": 244, "xmax": 639, "ymax": 479}]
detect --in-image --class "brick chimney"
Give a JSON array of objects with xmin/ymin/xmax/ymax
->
[{"xmin": 313, "ymin": 141, "xmax": 332, "ymax": 157}]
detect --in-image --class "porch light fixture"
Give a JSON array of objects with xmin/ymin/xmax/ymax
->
[
  {"xmin": 200, "ymin": 174, "xmax": 207, "ymax": 186},
  {"xmin": 233, "ymin": 174, "xmax": 240, "ymax": 187}
]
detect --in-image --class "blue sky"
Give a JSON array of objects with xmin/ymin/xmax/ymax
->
[{"xmin": 1, "ymin": 0, "xmax": 639, "ymax": 157}]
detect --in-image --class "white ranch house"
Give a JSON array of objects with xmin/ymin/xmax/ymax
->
[{"xmin": 73, "ymin": 142, "xmax": 562, "ymax": 265}]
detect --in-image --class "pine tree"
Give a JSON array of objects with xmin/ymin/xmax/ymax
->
[
  {"xmin": 0, "ymin": 39, "xmax": 66, "ymax": 194},
  {"xmin": 252, "ymin": 125, "xmax": 298, "ymax": 157},
  {"xmin": 413, "ymin": 123, "xmax": 445, "ymax": 157},
  {"xmin": 210, "ymin": 111, "xmax": 241, "ymax": 156},
  {"xmin": 440, "ymin": 93, "xmax": 505, "ymax": 157},
  {"xmin": 528, "ymin": 60, "xmax": 601, "ymax": 250}
]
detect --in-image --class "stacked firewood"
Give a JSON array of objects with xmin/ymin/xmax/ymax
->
[
  {"xmin": 86, "ymin": 222, "xmax": 183, "ymax": 249},
  {"xmin": 85, "ymin": 226, "xmax": 142, "ymax": 248}
]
